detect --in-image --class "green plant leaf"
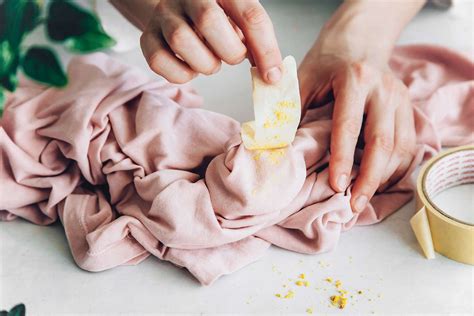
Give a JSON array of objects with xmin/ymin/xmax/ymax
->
[
  {"xmin": 0, "ymin": 51, "xmax": 19, "ymax": 92},
  {"xmin": 0, "ymin": 89, "xmax": 4, "ymax": 117},
  {"xmin": 64, "ymin": 30, "xmax": 116, "ymax": 53},
  {"xmin": 21, "ymin": 46, "xmax": 68, "ymax": 87},
  {"xmin": 46, "ymin": 0, "xmax": 104, "ymax": 41},
  {"xmin": 1, "ymin": 72, "xmax": 18, "ymax": 92},
  {"xmin": 0, "ymin": 40, "xmax": 14, "ymax": 76},
  {"xmin": 7, "ymin": 304, "xmax": 25, "ymax": 316},
  {"xmin": 1, "ymin": 0, "xmax": 41, "ymax": 47}
]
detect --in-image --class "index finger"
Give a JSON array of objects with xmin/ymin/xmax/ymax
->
[
  {"xmin": 329, "ymin": 73, "xmax": 368, "ymax": 193},
  {"xmin": 222, "ymin": 0, "xmax": 282, "ymax": 84}
]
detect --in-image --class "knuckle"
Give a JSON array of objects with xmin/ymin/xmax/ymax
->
[
  {"xmin": 224, "ymin": 50, "xmax": 246, "ymax": 65},
  {"xmin": 395, "ymin": 137, "xmax": 415, "ymax": 156},
  {"xmin": 169, "ymin": 74, "xmax": 193, "ymax": 84},
  {"xmin": 196, "ymin": 5, "xmax": 223, "ymax": 30},
  {"xmin": 242, "ymin": 5, "xmax": 268, "ymax": 27},
  {"xmin": 168, "ymin": 68, "xmax": 196, "ymax": 84},
  {"xmin": 202, "ymin": 61, "xmax": 221, "ymax": 75},
  {"xmin": 349, "ymin": 61, "xmax": 372, "ymax": 81},
  {"xmin": 381, "ymin": 73, "xmax": 395, "ymax": 89},
  {"xmin": 362, "ymin": 176, "xmax": 380, "ymax": 192},
  {"xmin": 147, "ymin": 51, "xmax": 166, "ymax": 73},
  {"xmin": 167, "ymin": 25, "xmax": 191, "ymax": 48},
  {"xmin": 155, "ymin": 1, "xmax": 166, "ymax": 15},
  {"xmin": 340, "ymin": 118, "xmax": 361, "ymax": 138},
  {"xmin": 260, "ymin": 47, "xmax": 278, "ymax": 59},
  {"xmin": 332, "ymin": 155, "xmax": 353, "ymax": 169},
  {"xmin": 371, "ymin": 133, "xmax": 394, "ymax": 152}
]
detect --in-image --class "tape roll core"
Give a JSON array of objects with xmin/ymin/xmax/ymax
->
[{"xmin": 423, "ymin": 148, "xmax": 474, "ymax": 226}]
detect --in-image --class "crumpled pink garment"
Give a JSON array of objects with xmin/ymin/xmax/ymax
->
[{"xmin": 0, "ymin": 45, "xmax": 472, "ymax": 285}]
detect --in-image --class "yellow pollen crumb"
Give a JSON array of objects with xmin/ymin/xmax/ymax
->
[
  {"xmin": 330, "ymin": 295, "xmax": 348, "ymax": 309},
  {"xmin": 335, "ymin": 280, "xmax": 342, "ymax": 288},
  {"xmin": 275, "ymin": 294, "xmax": 281, "ymax": 298},
  {"xmin": 325, "ymin": 277, "xmax": 333, "ymax": 283},
  {"xmin": 358, "ymin": 290, "xmax": 363, "ymax": 294},
  {"xmin": 284, "ymin": 290, "xmax": 295, "ymax": 299},
  {"xmin": 298, "ymin": 273, "xmax": 306, "ymax": 279},
  {"xmin": 306, "ymin": 308, "xmax": 313, "ymax": 314},
  {"xmin": 296, "ymin": 281, "xmax": 305, "ymax": 286}
]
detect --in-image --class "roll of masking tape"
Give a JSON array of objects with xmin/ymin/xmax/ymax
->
[{"xmin": 410, "ymin": 145, "xmax": 474, "ymax": 265}]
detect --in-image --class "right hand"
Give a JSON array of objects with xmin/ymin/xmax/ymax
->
[{"xmin": 141, "ymin": 0, "xmax": 282, "ymax": 84}]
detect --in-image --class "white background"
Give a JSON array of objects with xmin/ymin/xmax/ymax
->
[{"xmin": 1, "ymin": 0, "xmax": 473, "ymax": 314}]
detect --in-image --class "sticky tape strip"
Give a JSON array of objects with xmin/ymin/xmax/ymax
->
[
  {"xmin": 241, "ymin": 56, "xmax": 301, "ymax": 150},
  {"xmin": 410, "ymin": 145, "xmax": 474, "ymax": 265}
]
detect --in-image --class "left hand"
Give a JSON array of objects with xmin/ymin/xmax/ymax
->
[{"xmin": 298, "ymin": 31, "xmax": 417, "ymax": 213}]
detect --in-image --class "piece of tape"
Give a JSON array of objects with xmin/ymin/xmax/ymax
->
[
  {"xmin": 410, "ymin": 145, "xmax": 474, "ymax": 265},
  {"xmin": 241, "ymin": 55, "xmax": 301, "ymax": 150}
]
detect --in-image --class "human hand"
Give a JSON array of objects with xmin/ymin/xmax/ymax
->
[
  {"xmin": 140, "ymin": 0, "xmax": 282, "ymax": 84},
  {"xmin": 299, "ymin": 28, "xmax": 416, "ymax": 213}
]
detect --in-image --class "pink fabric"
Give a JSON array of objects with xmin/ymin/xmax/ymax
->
[{"xmin": 0, "ymin": 45, "xmax": 472, "ymax": 285}]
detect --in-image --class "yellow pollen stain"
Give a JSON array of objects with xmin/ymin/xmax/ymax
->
[
  {"xmin": 306, "ymin": 307, "xmax": 313, "ymax": 314},
  {"xmin": 277, "ymin": 100, "xmax": 297, "ymax": 108},
  {"xmin": 274, "ymin": 110, "xmax": 289, "ymax": 122}
]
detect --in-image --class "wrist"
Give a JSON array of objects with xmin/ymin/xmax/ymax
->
[{"xmin": 317, "ymin": 0, "xmax": 425, "ymax": 65}]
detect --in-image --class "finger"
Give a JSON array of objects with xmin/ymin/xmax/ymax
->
[
  {"xmin": 140, "ymin": 29, "xmax": 197, "ymax": 84},
  {"xmin": 328, "ymin": 71, "xmax": 368, "ymax": 194},
  {"xmin": 228, "ymin": 18, "xmax": 256, "ymax": 66},
  {"xmin": 183, "ymin": 0, "xmax": 247, "ymax": 65},
  {"xmin": 379, "ymin": 96, "xmax": 416, "ymax": 190},
  {"xmin": 161, "ymin": 11, "xmax": 221, "ymax": 75},
  {"xmin": 351, "ymin": 87, "xmax": 396, "ymax": 212},
  {"xmin": 222, "ymin": 0, "xmax": 282, "ymax": 84}
]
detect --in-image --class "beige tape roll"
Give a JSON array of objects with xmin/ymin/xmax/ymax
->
[{"xmin": 410, "ymin": 145, "xmax": 474, "ymax": 265}]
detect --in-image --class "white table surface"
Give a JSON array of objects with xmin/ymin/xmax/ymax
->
[{"xmin": 1, "ymin": 1, "xmax": 473, "ymax": 315}]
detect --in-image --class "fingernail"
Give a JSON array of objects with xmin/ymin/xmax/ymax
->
[
  {"xmin": 337, "ymin": 174, "xmax": 348, "ymax": 191},
  {"xmin": 266, "ymin": 67, "xmax": 281, "ymax": 83},
  {"xmin": 354, "ymin": 195, "xmax": 368, "ymax": 213}
]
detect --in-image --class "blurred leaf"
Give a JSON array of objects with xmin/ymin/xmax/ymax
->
[
  {"xmin": 0, "ymin": 1, "xmax": 5, "ymax": 39},
  {"xmin": 0, "ymin": 72, "xmax": 18, "ymax": 92},
  {"xmin": 64, "ymin": 30, "xmax": 116, "ymax": 53},
  {"xmin": 21, "ymin": 46, "xmax": 67, "ymax": 87},
  {"xmin": 0, "ymin": 40, "xmax": 13, "ymax": 76},
  {"xmin": 0, "ymin": 89, "xmax": 4, "ymax": 117},
  {"xmin": 0, "ymin": 50, "xmax": 19, "ymax": 92},
  {"xmin": 1, "ymin": 0, "xmax": 41, "ymax": 47},
  {"xmin": 7, "ymin": 304, "xmax": 25, "ymax": 316},
  {"xmin": 47, "ymin": 0, "xmax": 103, "ymax": 41}
]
